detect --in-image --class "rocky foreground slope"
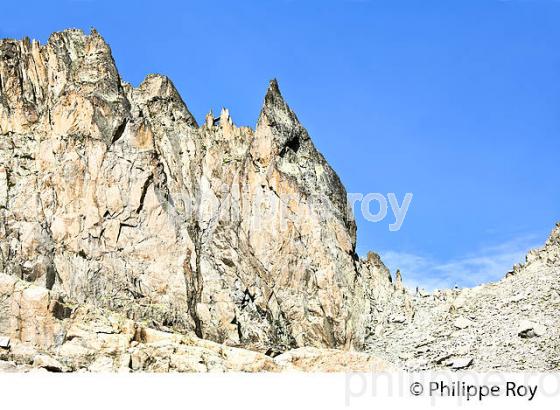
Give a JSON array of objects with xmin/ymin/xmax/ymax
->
[
  {"xmin": 365, "ymin": 226, "xmax": 560, "ymax": 371},
  {"xmin": 0, "ymin": 29, "xmax": 558, "ymax": 372}
]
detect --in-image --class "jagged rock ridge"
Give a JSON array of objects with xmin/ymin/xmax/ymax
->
[
  {"xmin": 0, "ymin": 29, "xmax": 558, "ymax": 372},
  {"xmin": 0, "ymin": 29, "xmax": 390, "ymax": 357}
]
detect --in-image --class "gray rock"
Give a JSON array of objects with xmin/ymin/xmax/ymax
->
[
  {"xmin": 450, "ymin": 357, "xmax": 473, "ymax": 370},
  {"xmin": 389, "ymin": 314, "xmax": 407, "ymax": 324},
  {"xmin": 366, "ymin": 224, "xmax": 560, "ymax": 372},
  {"xmin": 0, "ymin": 336, "xmax": 10, "ymax": 349},
  {"xmin": 518, "ymin": 320, "xmax": 546, "ymax": 338},
  {"xmin": 453, "ymin": 317, "xmax": 474, "ymax": 330}
]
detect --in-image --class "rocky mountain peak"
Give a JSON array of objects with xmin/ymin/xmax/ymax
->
[
  {"xmin": 131, "ymin": 73, "xmax": 197, "ymax": 128},
  {"xmin": 0, "ymin": 29, "xmax": 379, "ymax": 358},
  {"xmin": 0, "ymin": 29, "xmax": 558, "ymax": 373},
  {"xmin": 258, "ymin": 78, "xmax": 301, "ymax": 130}
]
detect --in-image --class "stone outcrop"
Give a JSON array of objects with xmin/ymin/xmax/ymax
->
[
  {"xmin": 1, "ymin": 29, "xmax": 558, "ymax": 372},
  {"xmin": 0, "ymin": 29, "xmax": 393, "ymax": 361},
  {"xmin": 0, "ymin": 273, "xmax": 391, "ymax": 372}
]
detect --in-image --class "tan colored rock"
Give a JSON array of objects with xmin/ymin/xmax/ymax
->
[
  {"xmin": 0, "ymin": 274, "xmax": 391, "ymax": 373},
  {"xmin": 33, "ymin": 354, "xmax": 65, "ymax": 372},
  {"xmin": 87, "ymin": 356, "xmax": 114, "ymax": 372},
  {"xmin": 1, "ymin": 28, "xmax": 559, "ymax": 373},
  {"xmin": 275, "ymin": 347, "xmax": 393, "ymax": 372},
  {"xmin": 0, "ymin": 29, "xmax": 388, "ymax": 353},
  {"xmin": 0, "ymin": 276, "xmax": 64, "ymax": 349}
]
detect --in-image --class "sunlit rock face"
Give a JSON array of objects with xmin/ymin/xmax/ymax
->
[
  {"xmin": 0, "ymin": 29, "xmax": 393, "ymax": 354},
  {"xmin": 3, "ymin": 29, "xmax": 557, "ymax": 373}
]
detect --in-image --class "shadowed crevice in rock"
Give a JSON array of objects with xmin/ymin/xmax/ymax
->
[{"xmin": 111, "ymin": 118, "xmax": 127, "ymax": 144}]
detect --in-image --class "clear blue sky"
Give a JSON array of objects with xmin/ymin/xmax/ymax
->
[{"xmin": 2, "ymin": 0, "xmax": 559, "ymax": 289}]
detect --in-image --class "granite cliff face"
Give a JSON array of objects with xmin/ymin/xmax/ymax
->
[
  {"xmin": 0, "ymin": 29, "xmax": 392, "ymax": 368},
  {"xmin": 0, "ymin": 29, "xmax": 558, "ymax": 372}
]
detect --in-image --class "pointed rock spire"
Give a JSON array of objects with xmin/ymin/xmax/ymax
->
[
  {"xmin": 205, "ymin": 110, "xmax": 214, "ymax": 127},
  {"xmin": 395, "ymin": 269, "xmax": 404, "ymax": 292},
  {"xmin": 257, "ymin": 79, "xmax": 300, "ymax": 130},
  {"xmin": 134, "ymin": 74, "xmax": 198, "ymax": 127},
  {"xmin": 252, "ymin": 79, "xmax": 307, "ymax": 164},
  {"xmin": 263, "ymin": 78, "xmax": 284, "ymax": 110},
  {"xmin": 220, "ymin": 107, "xmax": 233, "ymax": 126}
]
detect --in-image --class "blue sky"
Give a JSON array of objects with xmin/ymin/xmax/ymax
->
[{"xmin": 2, "ymin": 0, "xmax": 559, "ymax": 289}]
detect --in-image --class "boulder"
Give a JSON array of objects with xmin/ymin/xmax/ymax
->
[
  {"xmin": 0, "ymin": 336, "xmax": 10, "ymax": 349},
  {"xmin": 453, "ymin": 317, "xmax": 474, "ymax": 330},
  {"xmin": 518, "ymin": 320, "xmax": 546, "ymax": 338}
]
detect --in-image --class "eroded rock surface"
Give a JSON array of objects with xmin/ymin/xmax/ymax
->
[
  {"xmin": 0, "ymin": 273, "xmax": 392, "ymax": 372},
  {"xmin": 0, "ymin": 29, "xmax": 392, "ymax": 361},
  {"xmin": 1, "ymin": 29, "xmax": 558, "ymax": 372}
]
